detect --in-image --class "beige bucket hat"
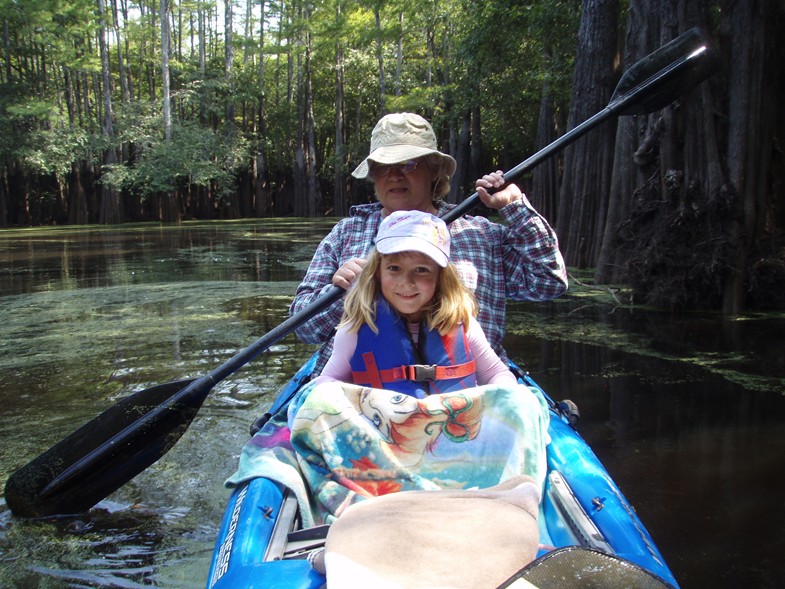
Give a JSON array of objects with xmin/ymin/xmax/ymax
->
[{"xmin": 351, "ymin": 112, "xmax": 457, "ymax": 180}]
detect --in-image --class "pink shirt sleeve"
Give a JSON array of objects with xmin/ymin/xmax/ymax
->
[
  {"xmin": 465, "ymin": 316, "xmax": 518, "ymax": 386},
  {"xmin": 311, "ymin": 325, "xmax": 358, "ymax": 386}
]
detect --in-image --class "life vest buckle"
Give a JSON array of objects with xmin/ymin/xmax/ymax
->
[{"xmin": 407, "ymin": 364, "xmax": 438, "ymax": 382}]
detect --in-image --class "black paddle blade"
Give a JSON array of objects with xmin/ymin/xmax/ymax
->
[
  {"xmin": 4, "ymin": 379, "xmax": 197, "ymax": 517},
  {"xmin": 613, "ymin": 27, "xmax": 720, "ymax": 115}
]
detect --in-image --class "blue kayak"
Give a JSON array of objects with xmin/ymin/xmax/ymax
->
[{"xmin": 206, "ymin": 353, "xmax": 678, "ymax": 588}]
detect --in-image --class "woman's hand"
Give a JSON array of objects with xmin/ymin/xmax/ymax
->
[
  {"xmin": 476, "ymin": 170, "xmax": 523, "ymax": 210},
  {"xmin": 332, "ymin": 258, "xmax": 367, "ymax": 290}
]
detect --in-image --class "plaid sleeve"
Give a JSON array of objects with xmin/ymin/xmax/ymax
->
[
  {"xmin": 290, "ymin": 210, "xmax": 381, "ymax": 345},
  {"xmin": 290, "ymin": 222, "xmax": 348, "ymax": 344},
  {"xmin": 498, "ymin": 197, "xmax": 568, "ymax": 301}
]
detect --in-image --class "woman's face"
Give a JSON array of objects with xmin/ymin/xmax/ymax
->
[
  {"xmin": 372, "ymin": 158, "xmax": 436, "ymax": 215},
  {"xmin": 379, "ymin": 251, "xmax": 440, "ymax": 323}
]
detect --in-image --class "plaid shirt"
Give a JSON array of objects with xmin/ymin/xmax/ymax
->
[{"xmin": 290, "ymin": 199, "xmax": 568, "ymax": 374}]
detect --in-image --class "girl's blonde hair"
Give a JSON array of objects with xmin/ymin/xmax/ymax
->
[{"xmin": 339, "ymin": 249, "xmax": 476, "ymax": 335}]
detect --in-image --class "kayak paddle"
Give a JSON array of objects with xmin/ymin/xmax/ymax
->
[{"xmin": 3, "ymin": 27, "xmax": 718, "ymax": 518}]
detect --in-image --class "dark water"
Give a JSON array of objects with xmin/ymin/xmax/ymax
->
[{"xmin": 1, "ymin": 221, "xmax": 783, "ymax": 589}]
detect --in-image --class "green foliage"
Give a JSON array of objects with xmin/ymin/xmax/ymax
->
[
  {"xmin": 0, "ymin": 0, "xmax": 580, "ymax": 220},
  {"xmin": 103, "ymin": 102, "xmax": 251, "ymax": 199},
  {"xmin": 20, "ymin": 127, "xmax": 94, "ymax": 177}
]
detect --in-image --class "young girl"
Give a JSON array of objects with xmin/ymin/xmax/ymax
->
[{"xmin": 314, "ymin": 210, "xmax": 517, "ymax": 397}]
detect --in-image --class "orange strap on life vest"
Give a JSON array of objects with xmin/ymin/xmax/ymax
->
[{"xmin": 352, "ymin": 352, "xmax": 477, "ymax": 386}]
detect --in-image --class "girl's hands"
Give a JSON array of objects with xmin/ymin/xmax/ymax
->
[
  {"xmin": 332, "ymin": 258, "xmax": 367, "ymax": 290},
  {"xmin": 475, "ymin": 170, "xmax": 523, "ymax": 210}
]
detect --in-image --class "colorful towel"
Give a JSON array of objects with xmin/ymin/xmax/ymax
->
[
  {"xmin": 227, "ymin": 379, "xmax": 550, "ymax": 526},
  {"xmin": 224, "ymin": 384, "xmax": 320, "ymax": 527},
  {"xmin": 291, "ymin": 381, "xmax": 550, "ymax": 521}
]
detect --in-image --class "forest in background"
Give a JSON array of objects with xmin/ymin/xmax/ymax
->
[{"xmin": 1, "ymin": 0, "xmax": 784, "ymax": 313}]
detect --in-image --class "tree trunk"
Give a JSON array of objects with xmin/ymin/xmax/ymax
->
[
  {"xmin": 448, "ymin": 111, "xmax": 470, "ymax": 204},
  {"xmin": 595, "ymin": 0, "xmax": 657, "ymax": 284},
  {"xmin": 119, "ymin": 0, "xmax": 134, "ymax": 99},
  {"xmin": 469, "ymin": 105, "xmax": 482, "ymax": 195},
  {"xmin": 161, "ymin": 0, "xmax": 172, "ymax": 141},
  {"xmin": 159, "ymin": 0, "xmax": 180, "ymax": 223},
  {"xmin": 111, "ymin": 0, "xmax": 130, "ymax": 102},
  {"xmin": 374, "ymin": 5, "xmax": 386, "ymax": 115},
  {"xmin": 531, "ymin": 75, "xmax": 561, "ymax": 223},
  {"xmin": 555, "ymin": 0, "xmax": 619, "ymax": 268},
  {"xmin": 254, "ymin": 0, "xmax": 271, "ymax": 217},
  {"xmin": 67, "ymin": 162, "xmax": 89, "ymax": 225},
  {"xmin": 3, "ymin": 18, "xmax": 10, "ymax": 83},
  {"xmin": 96, "ymin": 0, "xmax": 122, "ymax": 224},
  {"xmin": 333, "ymin": 2, "xmax": 348, "ymax": 217},
  {"xmin": 304, "ymin": 9, "xmax": 320, "ymax": 216},
  {"xmin": 0, "ymin": 164, "xmax": 8, "ymax": 228},
  {"xmin": 395, "ymin": 11, "xmax": 403, "ymax": 96},
  {"xmin": 592, "ymin": 0, "xmax": 785, "ymax": 313},
  {"xmin": 224, "ymin": 0, "xmax": 234, "ymax": 125},
  {"xmin": 721, "ymin": 0, "xmax": 782, "ymax": 312}
]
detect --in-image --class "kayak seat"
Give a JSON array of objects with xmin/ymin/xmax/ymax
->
[{"xmin": 321, "ymin": 475, "xmax": 541, "ymax": 589}]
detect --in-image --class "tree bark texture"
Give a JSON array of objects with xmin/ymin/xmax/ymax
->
[
  {"xmin": 555, "ymin": 0, "xmax": 619, "ymax": 269},
  {"xmin": 594, "ymin": 0, "xmax": 785, "ymax": 311},
  {"xmin": 333, "ymin": 11, "xmax": 348, "ymax": 217},
  {"xmin": 531, "ymin": 75, "xmax": 561, "ymax": 223}
]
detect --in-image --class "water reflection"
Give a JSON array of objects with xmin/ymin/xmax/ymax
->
[
  {"xmin": 1, "ymin": 221, "xmax": 783, "ymax": 588},
  {"xmin": 0, "ymin": 221, "xmax": 323, "ymax": 294},
  {"xmin": 505, "ymin": 300, "xmax": 785, "ymax": 588}
]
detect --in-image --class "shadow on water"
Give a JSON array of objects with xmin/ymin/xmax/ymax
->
[{"xmin": 1, "ymin": 221, "xmax": 783, "ymax": 588}]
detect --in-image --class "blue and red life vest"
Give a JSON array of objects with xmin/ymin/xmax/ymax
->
[{"xmin": 349, "ymin": 299, "xmax": 478, "ymax": 398}]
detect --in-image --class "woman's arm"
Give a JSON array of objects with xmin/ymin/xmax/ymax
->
[
  {"xmin": 289, "ymin": 224, "xmax": 348, "ymax": 344},
  {"xmin": 476, "ymin": 171, "xmax": 568, "ymax": 302},
  {"xmin": 497, "ymin": 197, "xmax": 569, "ymax": 301}
]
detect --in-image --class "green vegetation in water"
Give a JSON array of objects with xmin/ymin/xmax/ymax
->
[
  {"xmin": 506, "ymin": 269, "xmax": 785, "ymax": 394},
  {"xmin": 0, "ymin": 279, "xmax": 317, "ymax": 469}
]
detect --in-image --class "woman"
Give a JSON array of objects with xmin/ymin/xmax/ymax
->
[{"xmin": 290, "ymin": 112, "xmax": 567, "ymax": 375}]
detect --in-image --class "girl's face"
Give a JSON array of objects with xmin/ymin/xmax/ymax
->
[
  {"xmin": 379, "ymin": 252, "xmax": 440, "ymax": 322},
  {"xmin": 372, "ymin": 158, "xmax": 436, "ymax": 215}
]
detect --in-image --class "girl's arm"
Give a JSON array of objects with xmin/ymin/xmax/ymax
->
[
  {"xmin": 466, "ymin": 317, "xmax": 518, "ymax": 386},
  {"xmin": 310, "ymin": 326, "xmax": 358, "ymax": 385}
]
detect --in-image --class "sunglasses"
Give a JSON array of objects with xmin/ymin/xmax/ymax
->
[{"xmin": 370, "ymin": 160, "xmax": 420, "ymax": 177}]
